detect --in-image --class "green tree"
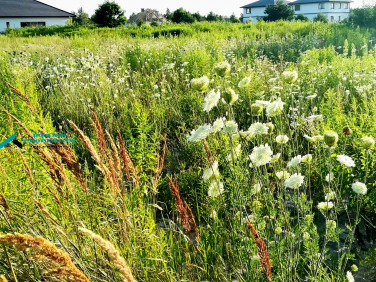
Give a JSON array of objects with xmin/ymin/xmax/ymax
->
[
  {"xmin": 91, "ymin": 1, "xmax": 126, "ymax": 27},
  {"xmin": 229, "ymin": 14, "xmax": 241, "ymax": 23},
  {"xmin": 192, "ymin": 12, "xmax": 205, "ymax": 22},
  {"xmin": 73, "ymin": 7, "xmax": 91, "ymax": 26},
  {"xmin": 313, "ymin": 13, "xmax": 328, "ymax": 22},
  {"xmin": 206, "ymin": 12, "xmax": 220, "ymax": 22},
  {"xmin": 170, "ymin": 8, "xmax": 195, "ymax": 23},
  {"xmin": 264, "ymin": 0, "xmax": 294, "ymax": 21},
  {"xmin": 348, "ymin": 7, "xmax": 376, "ymax": 27},
  {"xmin": 295, "ymin": 14, "xmax": 309, "ymax": 21}
]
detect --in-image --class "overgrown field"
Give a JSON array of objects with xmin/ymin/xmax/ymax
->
[{"xmin": 0, "ymin": 21, "xmax": 376, "ymax": 281}]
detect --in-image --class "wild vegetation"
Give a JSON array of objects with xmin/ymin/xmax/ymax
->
[{"xmin": 0, "ymin": 21, "xmax": 376, "ymax": 281}]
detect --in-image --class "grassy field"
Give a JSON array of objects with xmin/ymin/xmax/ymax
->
[{"xmin": 0, "ymin": 21, "xmax": 376, "ymax": 281}]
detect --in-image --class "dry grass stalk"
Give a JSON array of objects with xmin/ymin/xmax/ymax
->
[
  {"xmin": 202, "ymin": 139, "xmax": 213, "ymax": 165},
  {"xmin": 105, "ymin": 130, "xmax": 122, "ymax": 189},
  {"xmin": 69, "ymin": 120, "xmax": 119, "ymax": 196},
  {"xmin": 91, "ymin": 112, "xmax": 108, "ymax": 159},
  {"xmin": 0, "ymin": 274, "xmax": 7, "ymax": 282},
  {"xmin": 167, "ymin": 175, "xmax": 199, "ymax": 241},
  {"xmin": 0, "ymin": 193, "xmax": 10, "ymax": 214},
  {"xmin": 6, "ymin": 83, "xmax": 37, "ymax": 113},
  {"xmin": 18, "ymin": 151, "xmax": 34, "ymax": 186},
  {"xmin": 0, "ymin": 233, "xmax": 89, "ymax": 282},
  {"xmin": 34, "ymin": 200, "xmax": 59, "ymax": 223},
  {"xmin": 118, "ymin": 132, "xmax": 139, "ymax": 185},
  {"xmin": 0, "ymin": 108, "xmax": 33, "ymax": 138},
  {"xmin": 78, "ymin": 228, "xmax": 136, "ymax": 282},
  {"xmin": 246, "ymin": 221, "xmax": 272, "ymax": 281},
  {"xmin": 153, "ymin": 137, "xmax": 167, "ymax": 191}
]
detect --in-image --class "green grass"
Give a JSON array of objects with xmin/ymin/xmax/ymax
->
[{"xmin": 0, "ymin": 21, "xmax": 375, "ymax": 281}]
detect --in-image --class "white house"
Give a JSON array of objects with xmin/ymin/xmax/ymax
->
[
  {"xmin": 241, "ymin": 0, "xmax": 275, "ymax": 23},
  {"xmin": 0, "ymin": 0, "xmax": 74, "ymax": 33},
  {"xmin": 241, "ymin": 0, "xmax": 351, "ymax": 23},
  {"xmin": 289, "ymin": 0, "xmax": 351, "ymax": 22}
]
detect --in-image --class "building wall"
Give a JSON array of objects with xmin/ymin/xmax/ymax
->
[
  {"xmin": 0, "ymin": 17, "xmax": 69, "ymax": 33},
  {"xmin": 242, "ymin": 2, "xmax": 350, "ymax": 23},
  {"xmin": 292, "ymin": 2, "xmax": 350, "ymax": 21},
  {"xmin": 243, "ymin": 7, "xmax": 267, "ymax": 23}
]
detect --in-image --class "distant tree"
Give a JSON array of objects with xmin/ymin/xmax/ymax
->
[
  {"xmin": 206, "ymin": 12, "xmax": 220, "ymax": 22},
  {"xmin": 230, "ymin": 14, "xmax": 241, "ymax": 23},
  {"xmin": 73, "ymin": 7, "xmax": 91, "ymax": 26},
  {"xmin": 192, "ymin": 12, "xmax": 205, "ymax": 22},
  {"xmin": 239, "ymin": 13, "xmax": 244, "ymax": 23},
  {"xmin": 91, "ymin": 1, "xmax": 127, "ymax": 27},
  {"xmin": 295, "ymin": 14, "xmax": 309, "ymax": 21},
  {"xmin": 313, "ymin": 13, "xmax": 328, "ymax": 22},
  {"xmin": 165, "ymin": 8, "xmax": 172, "ymax": 21},
  {"xmin": 151, "ymin": 21, "xmax": 159, "ymax": 27},
  {"xmin": 264, "ymin": 0, "xmax": 294, "ymax": 21},
  {"xmin": 170, "ymin": 8, "xmax": 195, "ymax": 23},
  {"xmin": 348, "ymin": 7, "xmax": 376, "ymax": 27}
]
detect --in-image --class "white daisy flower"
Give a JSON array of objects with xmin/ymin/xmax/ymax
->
[
  {"xmin": 203, "ymin": 89, "xmax": 220, "ymax": 112},
  {"xmin": 187, "ymin": 124, "xmax": 212, "ymax": 142},
  {"xmin": 351, "ymin": 181, "xmax": 367, "ymax": 195},
  {"xmin": 287, "ymin": 155, "xmax": 302, "ymax": 168},
  {"xmin": 283, "ymin": 173, "xmax": 304, "ymax": 189},
  {"xmin": 276, "ymin": 135, "xmax": 289, "ymax": 144},
  {"xmin": 336, "ymin": 155, "xmax": 356, "ymax": 168},
  {"xmin": 249, "ymin": 144, "xmax": 273, "ymax": 167}
]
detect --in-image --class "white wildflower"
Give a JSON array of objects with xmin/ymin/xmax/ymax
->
[
  {"xmin": 325, "ymin": 172, "xmax": 334, "ymax": 182},
  {"xmin": 249, "ymin": 144, "xmax": 273, "ymax": 167},
  {"xmin": 211, "ymin": 117, "xmax": 225, "ymax": 133},
  {"xmin": 248, "ymin": 122, "xmax": 269, "ymax": 136},
  {"xmin": 203, "ymin": 89, "xmax": 220, "ymax": 112},
  {"xmin": 187, "ymin": 124, "xmax": 212, "ymax": 142},
  {"xmin": 346, "ymin": 271, "xmax": 354, "ymax": 282},
  {"xmin": 223, "ymin": 120, "xmax": 238, "ymax": 135},
  {"xmin": 271, "ymin": 153, "xmax": 281, "ymax": 163},
  {"xmin": 287, "ymin": 155, "xmax": 302, "ymax": 168},
  {"xmin": 226, "ymin": 144, "xmax": 242, "ymax": 162},
  {"xmin": 238, "ymin": 77, "xmax": 251, "ymax": 88},
  {"xmin": 284, "ymin": 173, "xmax": 304, "ymax": 189},
  {"xmin": 336, "ymin": 155, "xmax": 356, "ymax": 168},
  {"xmin": 317, "ymin": 201, "xmax": 334, "ymax": 211},
  {"xmin": 302, "ymin": 154, "xmax": 312, "ymax": 164},
  {"xmin": 276, "ymin": 171, "xmax": 290, "ymax": 180},
  {"xmin": 325, "ymin": 191, "xmax": 336, "ymax": 201},
  {"xmin": 202, "ymin": 161, "xmax": 220, "ymax": 181},
  {"xmin": 276, "ymin": 135, "xmax": 289, "ymax": 144},
  {"xmin": 266, "ymin": 98, "xmax": 284, "ymax": 117},
  {"xmin": 208, "ymin": 180, "xmax": 224, "ymax": 198},
  {"xmin": 351, "ymin": 181, "xmax": 367, "ymax": 195}
]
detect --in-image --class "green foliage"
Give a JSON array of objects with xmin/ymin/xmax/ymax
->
[
  {"xmin": 72, "ymin": 7, "xmax": 92, "ymax": 26},
  {"xmin": 348, "ymin": 6, "xmax": 376, "ymax": 28},
  {"xmin": 295, "ymin": 14, "xmax": 309, "ymax": 21},
  {"xmin": 264, "ymin": 0, "xmax": 295, "ymax": 21},
  {"xmin": 170, "ymin": 8, "xmax": 195, "ymax": 23},
  {"xmin": 314, "ymin": 13, "xmax": 329, "ymax": 23},
  {"xmin": 91, "ymin": 1, "xmax": 127, "ymax": 27}
]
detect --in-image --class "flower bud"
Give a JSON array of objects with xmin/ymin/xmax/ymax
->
[
  {"xmin": 324, "ymin": 130, "xmax": 338, "ymax": 147},
  {"xmin": 351, "ymin": 264, "xmax": 358, "ymax": 272},
  {"xmin": 281, "ymin": 70, "xmax": 298, "ymax": 84},
  {"xmin": 190, "ymin": 76, "xmax": 209, "ymax": 91},
  {"xmin": 222, "ymin": 88, "xmax": 238, "ymax": 105},
  {"xmin": 342, "ymin": 125, "xmax": 352, "ymax": 136},
  {"xmin": 275, "ymin": 226, "xmax": 283, "ymax": 235},
  {"xmin": 213, "ymin": 61, "xmax": 231, "ymax": 77},
  {"xmin": 266, "ymin": 122, "xmax": 274, "ymax": 133},
  {"xmin": 360, "ymin": 136, "xmax": 375, "ymax": 150},
  {"xmin": 251, "ymin": 103, "xmax": 263, "ymax": 115}
]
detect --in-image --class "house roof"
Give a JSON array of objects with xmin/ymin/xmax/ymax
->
[
  {"xmin": 241, "ymin": 0, "xmax": 275, "ymax": 8},
  {"xmin": 288, "ymin": 0, "xmax": 350, "ymax": 4},
  {"xmin": 0, "ymin": 0, "xmax": 74, "ymax": 18}
]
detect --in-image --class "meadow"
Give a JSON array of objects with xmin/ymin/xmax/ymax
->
[{"xmin": 0, "ymin": 21, "xmax": 375, "ymax": 281}]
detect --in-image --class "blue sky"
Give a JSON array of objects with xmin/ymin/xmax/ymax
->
[{"xmin": 41, "ymin": 0, "xmax": 367, "ymax": 17}]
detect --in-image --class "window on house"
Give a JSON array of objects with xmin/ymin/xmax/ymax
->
[
  {"xmin": 344, "ymin": 3, "xmax": 349, "ymax": 8},
  {"xmin": 331, "ymin": 3, "xmax": 335, "ymax": 9},
  {"xmin": 295, "ymin": 5, "xmax": 300, "ymax": 11},
  {"xmin": 338, "ymin": 3, "xmax": 341, "ymax": 8},
  {"xmin": 339, "ymin": 16, "xmax": 341, "ymax": 21},
  {"xmin": 319, "ymin": 3, "xmax": 325, "ymax": 9},
  {"xmin": 6, "ymin": 22, "xmax": 10, "ymax": 28},
  {"xmin": 246, "ymin": 8, "xmax": 251, "ymax": 14},
  {"xmin": 20, "ymin": 22, "xmax": 46, "ymax": 28},
  {"xmin": 331, "ymin": 16, "xmax": 334, "ymax": 21}
]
